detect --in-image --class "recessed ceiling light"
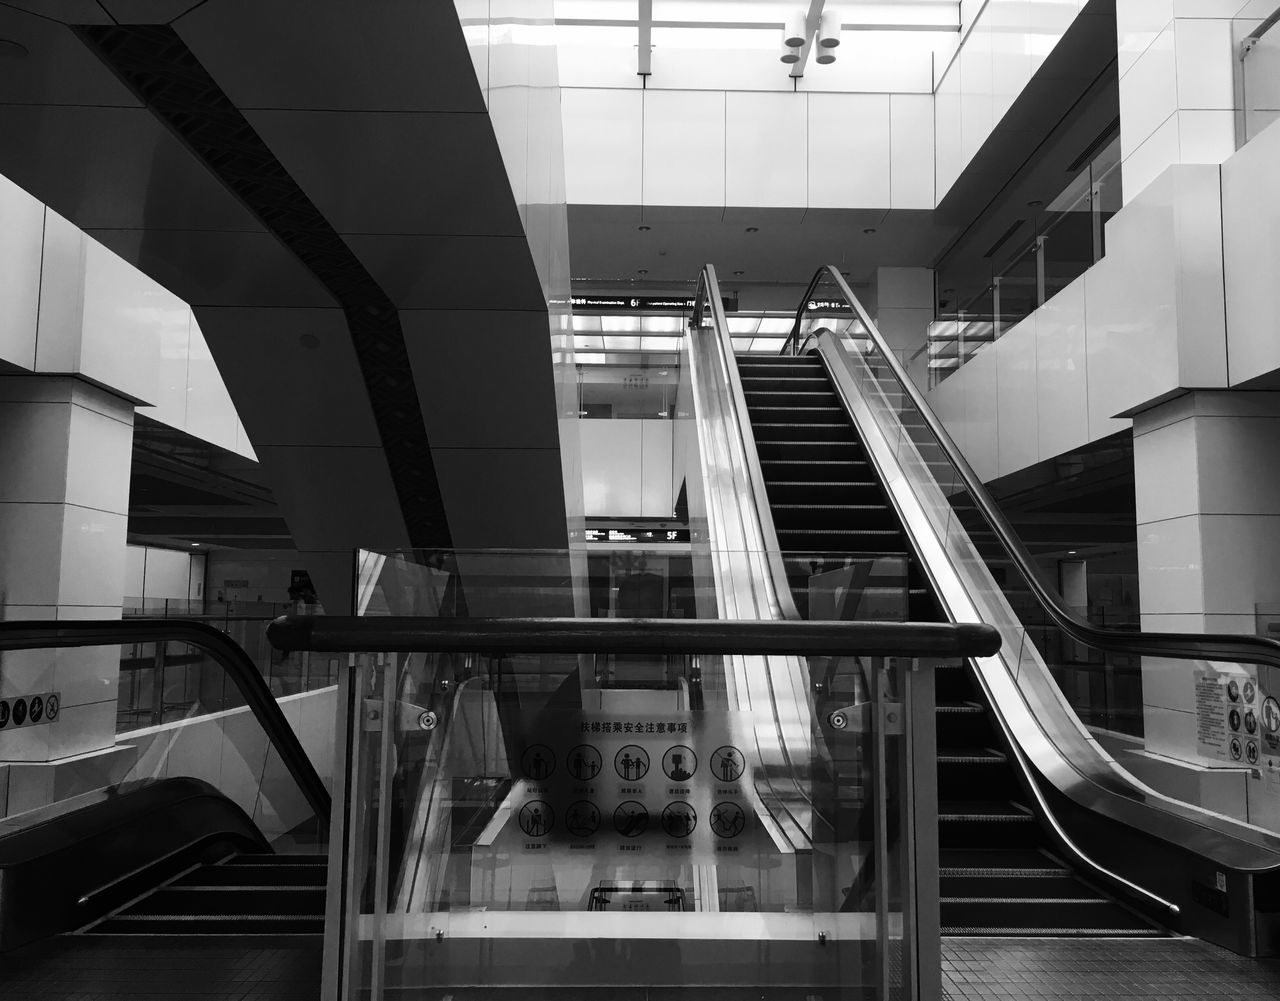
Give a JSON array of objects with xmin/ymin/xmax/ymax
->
[
  {"xmin": 0, "ymin": 39, "xmax": 29, "ymax": 60},
  {"xmin": 863, "ymin": 228, "xmax": 877, "ymax": 235},
  {"xmin": 1027, "ymin": 199, "xmax": 1044, "ymax": 208},
  {"xmin": 638, "ymin": 268, "xmax": 648, "ymax": 275},
  {"xmin": 733, "ymin": 270, "xmax": 745, "ymax": 276},
  {"xmin": 638, "ymin": 225, "xmax": 651, "ymax": 231},
  {"xmin": 745, "ymin": 227, "xmax": 759, "ymax": 233}
]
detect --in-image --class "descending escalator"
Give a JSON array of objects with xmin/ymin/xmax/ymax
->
[{"xmin": 737, "ymin": 352, "xmax": 1161, "ymax": 936}]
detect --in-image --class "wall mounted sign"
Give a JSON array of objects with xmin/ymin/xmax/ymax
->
[{"xmin": 0, "ymin": 691, "xmax": 61, "ymax": 730}]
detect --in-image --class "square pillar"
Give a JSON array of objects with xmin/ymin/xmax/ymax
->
[
  {"xmin": 0, "ymin": 376, "xmax": 133, "ymax": 810},
  {"xmin": 1133, "ymin": 391, "xmax": 1280, "ymax": 784}
]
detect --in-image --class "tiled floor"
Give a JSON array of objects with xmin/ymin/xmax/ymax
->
[
  {"xmin": 0, "ymin": 937, "xmax": 323, "ymax": 1000},
  {"xmin": 943, "ymin": 936, "xmax": 1280, "ymax": 999}
]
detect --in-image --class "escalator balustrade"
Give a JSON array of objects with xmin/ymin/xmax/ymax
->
[{"xmin": 737, "ymin": 352, "xmax": 1160, "ymax": 937}]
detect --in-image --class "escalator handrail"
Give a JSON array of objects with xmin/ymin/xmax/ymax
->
[
  {"xmin": 267, "ymin": 614, "xmax": 1002, "ymax": 658},
  {"xmin": 783, "ymin": 264, "xmax": 1280, "ymax": 673},
  {"xmin": 692, "ymin": 264, "xmax": 801, "ymax": 621},
  {"xmin": 0, "ymin": 618, "xmax": 331, "ymax": 821}
]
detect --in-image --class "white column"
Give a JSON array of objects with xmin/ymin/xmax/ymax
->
[
  {"xmin": 0, "ymin": 376, "xmax": 133, "ymax": 814},
  {"xmin": 1133, "ymin": 391, "xmax": 1280, "ymax": 771}
]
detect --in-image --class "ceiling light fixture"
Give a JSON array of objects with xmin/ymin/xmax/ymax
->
[
  {"xmin": 733, "ymin": 270, "xmax": 745, "ymax": 276},
  {"xmin": 638, "ymin": 225, "xmax": 651, "ymax": 231},
  {"xmin": 816, "ymin": 9, "xmax": 841, "ymax": 63},
  {"xmin": 863, "ymin": 227, "xmax": 876, "ymax": 235},
  {"xmin": 783, "ymin": 13, "xmax": 806, "ymax": 48},
  {"xmin": 746, "ymin": 227, "xmax": 758, "ymax": 233},
  {"xmin": 781, "ymin": 45, "xmax": 800, "ymax": 64},
  {"xmin": 638, "ymin": 268, "xmax": 648, "ymax": 275}
]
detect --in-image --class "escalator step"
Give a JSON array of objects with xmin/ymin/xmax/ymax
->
[
  {"xmin": 177, "ymin": 864, "xmax": 328, "ymax": 887},
  {"xmin": 89, "ymin": 914, "xmax": 325, "ymax": 935}
]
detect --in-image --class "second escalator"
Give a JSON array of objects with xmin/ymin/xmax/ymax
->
[{"xmin": 736, "ymin": 353, "xmax": 1161, "ymax": 936}]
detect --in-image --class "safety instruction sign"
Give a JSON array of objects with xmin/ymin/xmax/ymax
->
[
  {"xmin": 1195, "ymin": 666, "xmax": 1258, "ymax": 765},
  {"xmin": 495, "ymin": 711, "xmax": 764, "ymax": 866}
]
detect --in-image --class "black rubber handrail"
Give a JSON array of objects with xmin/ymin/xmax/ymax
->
[
  {"xmin": 781, "ymin": 264, "xmax": 1280, "ymax": 673},
  {"xmin": 0, "ymin": 619, "xmax": 330, "ymax": 821},
  {"xmin": 267, "ymin": 614, "xmax": 1001, "ymax": 659}
]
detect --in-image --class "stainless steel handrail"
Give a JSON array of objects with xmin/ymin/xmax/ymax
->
[
  {"xmin": 785, "ymin": 265, "xmax": 1280, "ymax": 674},
  {"xmin": 691, "ymin": 265, "xmax": 799, "ymax": 620},
  {"xmin": 267, "ymin": 614, "xmax": 1002, "ymax": 657},
  {"xmin": 0, "ymin": 618, "xmax": 331, "ymax": 821}
]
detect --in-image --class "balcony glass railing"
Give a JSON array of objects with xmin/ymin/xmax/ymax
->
[
  {"xmin": 930, "ymin": 134, "xmax": 1121, "ymax": 387},
  {"xmin": 1237, "ymin": 5, "xmax": 1280, "ymax": 146}
]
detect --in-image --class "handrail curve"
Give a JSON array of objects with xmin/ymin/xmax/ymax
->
[
  {"xmin": 0, "ymin": 618, "xmax": 331, "ymax": 821},
  {"xmin": 785, "ymin": 264, "xmax": 1280, "ymax": 673}
]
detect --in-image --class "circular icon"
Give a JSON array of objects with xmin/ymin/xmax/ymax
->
[
  {"xmin": 567, "ymin": 745, "xmax": 602, "ymax": 782},
  {"xmin": 1228, "ymin": 679, "xmax": 1241, "ymax": 702},
  {"xmin": 1230, "ymin": 737, "xmax": 1243, "ymax": 760},
  {"xmin": 661, "ymin": 802, "xmax": 697, "ymax": 838},
  {"xmin": 565, "ymin": 800, "xmax": 601, "ymax": 838},
  {"xmin": 1246, "ymin": 710, "xmax": 1258, "ymax": 735},
  {"xmin": 0, "ymin": 701, "xmax": 8, "ymax": 728},
  {"xmin": 614, "ymin": 745, "xmax": 650, "ymax": 781},
  {"xmin": 12, "ymin": 698, "xmax": 26, "ymax": 727},
  {"xmin": 521, "ymin": 744, "xmax": 555, "ymax": 781},
  {"xmin": 662, "ymin": 745, "xmax": 697, "ymax": 782},
  {"xmin": 1264, "ymin": 697, "xmax": 1280, "ymax": 735},
  {"xmin": 1245, "ymin": 681, "xmax": 1257, "ymax": 704},
  {"xmin": 29, "ymin": 696, "xmax": 43, "ymax": 724},
  {"xmin": 613, "ymin": 800, "xmax": 648, "ymax": 837},
  {"xmin": 711, "ymin": 802, "xmax": 747, "ymax": 839},
  {"xmin": 44, "ymin": 694, "xmax": 59, "ymax": 721},
  {"xmin": 1247, "ymin": 741, "xmax": 1260, "ymax": 765},
  {"xmin": 710, "ymin": 745, "xmax": 745, "ymax": 783},
  {"xmin": 1230, "ymin": 709, "xmax": 1242, "ymax": 732},
  {"xmin": 518, "ymin": 800, "xmax": 554, "ymax": 837}
]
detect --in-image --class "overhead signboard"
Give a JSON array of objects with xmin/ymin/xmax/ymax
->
[{"xmin": 571, "ymin": 294, "xmax": 738, "ymax": 314}]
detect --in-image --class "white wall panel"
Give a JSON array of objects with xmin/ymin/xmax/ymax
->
[
  {"xmin": 808, "ymin": 94, "xmax": 890, "ymax": 208},
  {"xmin": 990, "ymin": 0, "xmax": 1032, "ymax": 125},
  {"xmin": 960, "ymin": 346, "xmax": 999, "ymax": 481},
  {"xmin": 1121, "ymin": 112, "xmax": 1181, "ymax": 200},
  {"xmin": 726, "ymin": 92, "xmax": 806, "ymax": 207},
  {"xmin": 994, "ymin": 317, "xmax": 1039, "ymax": 473},
  {"xmin": 1223, "ymin": 115, "xmax": 1280, "ymax": 384},
  {"xmin": 960, "ymin": 20, "xmax": 994, "ymax": 165},
  {"xmin": 580, "ymin": 419, "xmax": 642, "ymax": 516},
  {"xmin": 1116, "ymin": 0, "xmax": 1175, "ymax": 78},
  {"xmin": 0, "ymin": 175, "xmax": 43, "ymax": 371},
  {"xmin": 1176, "ymin": 108, "xmax": 1234, "ymax": 164},
  {"xmin": 1172, "ymin": 17, "xmax": 1235, "ymax": 109},
  {"xmin": 640, "ymin": 420, "xmax": 674, "ymax": 518},
  {"xmin": 1034, "ymin": 276, "xmax": 1090, "ymax": 460},
  {"xmin": 1119, "ymin": 23, "xmax": 1177, "ymax": 163},
  {"xmin": 935, "ymin": 67, "xmax": 964, "ymax": 200},
  {"xmin": 561, "ymin": 89, "xmax": 642, "ymax": 205},
  {"xmin": 890, "ymin": 94, "xmax": 935, "ymax": 208},
  {"xmin": 643, "ymin": 90, "xmax": 725, "ymax": 206}
]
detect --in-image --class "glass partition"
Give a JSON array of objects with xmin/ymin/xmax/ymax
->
[{"xmin": 313, "ymin": 614, "xmax": 950, "ymax": 1000}]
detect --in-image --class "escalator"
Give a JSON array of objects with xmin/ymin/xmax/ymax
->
[
  {"xmin": 738, "ymin": 354, "xmax": 1158, "ymax": 936},
  {"xmin": 686, "ymin": 262, "xmax": 1280, "ymax": 956},
  {"xmin": 0, "ymin": 620, "xmax": 331, "ymax": 994}
]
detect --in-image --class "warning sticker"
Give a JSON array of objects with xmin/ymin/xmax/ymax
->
[{"xmin": 1196, "ymin": 667, "xmax": 1256, "ymax": 763}]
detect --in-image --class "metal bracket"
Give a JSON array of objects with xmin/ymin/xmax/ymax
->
[
  {"xmin": 881, "ymin": 699, "xmax": 904, "ymax": 735},
  {"xmin": 362, "ymin": 697, "xmax": 383, "ymax": 732}
]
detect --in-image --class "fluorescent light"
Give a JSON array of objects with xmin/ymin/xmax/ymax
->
[
  {"xmin": 641, "ymin": 336, "xmax": 683, "ymax": 351},
  {"xmin": 603, "ymin": 335, "xmax": 642, "ymax": 350},
  {"xmin": 601, "ymin": 315, "xmax": 642, "ymax": 332}
]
